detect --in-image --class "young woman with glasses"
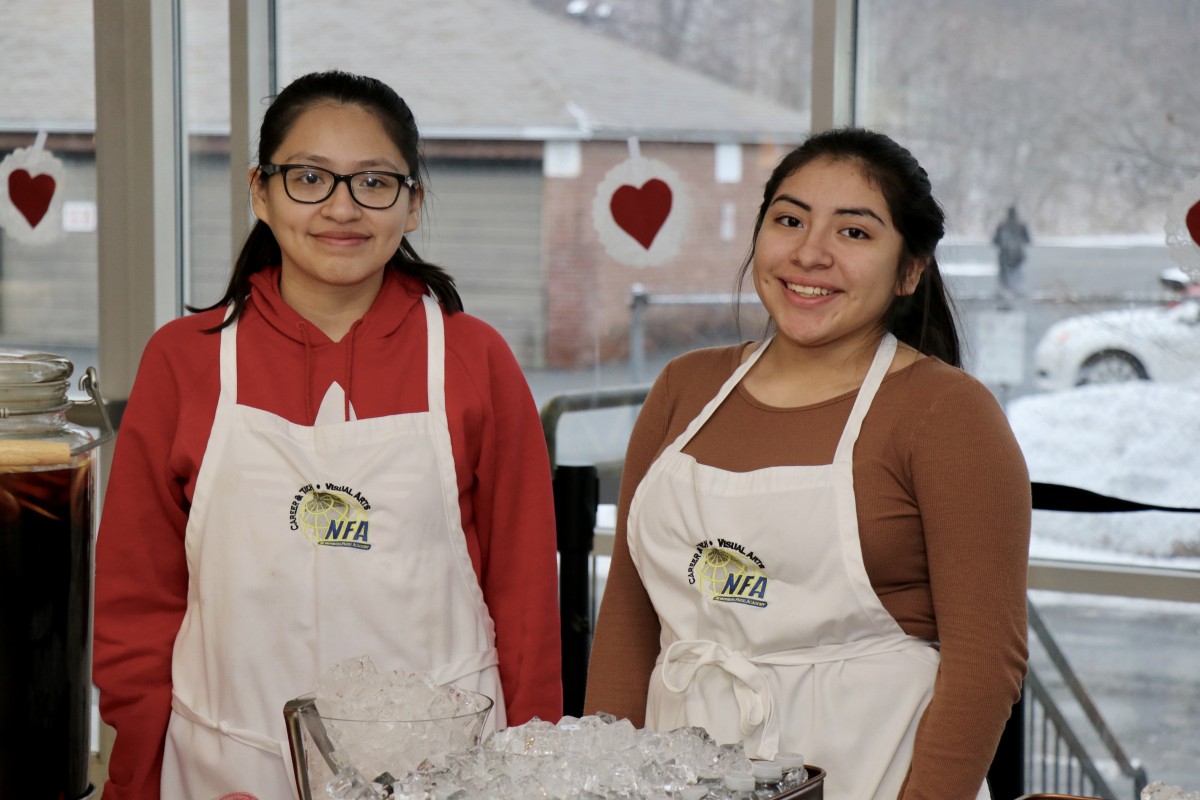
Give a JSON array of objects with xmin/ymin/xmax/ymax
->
[
  {"xmin": 93, "ymin": 70, "xmax": 562, "ymax": 799},
  {"xmin": 584, "ymin": 129, "xmax": 1030, "ymax": 800}
]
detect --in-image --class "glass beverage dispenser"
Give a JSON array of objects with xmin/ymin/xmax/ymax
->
[{"xmin": 0, "ymin": 352, "xmax": 113, "ymax": 800}]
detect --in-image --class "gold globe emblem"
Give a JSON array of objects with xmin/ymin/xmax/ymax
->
[
  {"xmin": 694, "ymin": 547, "xmax": 758, "ymax": 598},
  {"xmin": 298, "ymin": 491, "xmax": 355, "ymax": 544}
]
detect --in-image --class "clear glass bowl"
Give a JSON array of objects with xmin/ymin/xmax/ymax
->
[{"xmin": 285, "ymin": 688, "xmax": 494, "ymax": 797}]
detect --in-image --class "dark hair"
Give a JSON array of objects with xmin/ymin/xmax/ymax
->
[
  {"xmin": 193, "ymin": 70, "xmax": 462, "ymax": 325},
  {"xmin": 735, "ymin": 127, "xmax": 960, "ymax": 367}
]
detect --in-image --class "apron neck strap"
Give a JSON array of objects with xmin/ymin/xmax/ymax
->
[
  {"xmin": 832, "ymin": 333, "xmax": 897, "ymax": 463},
  {"xmin": 220, "ymin": 314, "xmax": 239, "ymax": 396},
  {"xmin": 666, "ymin": 336, "xmax": 772, "ymax": 456},
  {"xmin": 666, "ymin": 333, "xmax": 898, "ymax": 459},
  {"xmin": 422, "ymin": 295, "xmax": 446, "ymax": 415}
]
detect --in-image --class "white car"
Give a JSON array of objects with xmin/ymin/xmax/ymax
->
[{"xmin": 1034, "ymin": 299, "xmax": 1200, "ymax": 390}]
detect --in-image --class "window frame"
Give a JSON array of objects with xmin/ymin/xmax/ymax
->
[{"xmin": 91, "ymin": 0, "xmax": 1199, "ymax": 603}]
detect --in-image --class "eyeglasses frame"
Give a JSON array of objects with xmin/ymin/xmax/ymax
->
[{"xmin": 259, "ymin": 163, "xmax": 417, "ymax": 210}]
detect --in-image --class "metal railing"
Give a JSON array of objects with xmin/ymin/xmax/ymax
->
[
  {"xmin": 628, "ymin": 284, "xmax": 760, "ymax": 383},
  {"xmin": 1023, "ymin": 600, "xmax": 1149, "ymax": 799},
  {"xmin": 540, "ymin": 384, "xmax": 652, "ymax": 474},
  {"xmin": 540, "ymin": 385, "xmax": 651, "ymax": 717}
]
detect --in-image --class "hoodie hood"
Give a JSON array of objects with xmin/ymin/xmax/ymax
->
[
  {"xmin": 247, "ymin": 266, "xmax": 427, "ymax": 423},
  {"xmin": 247, "ymin": 265, "xmax": 424, "ymax": 345}
]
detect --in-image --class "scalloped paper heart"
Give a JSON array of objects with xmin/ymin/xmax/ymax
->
[
  {"xmin": 610, "ymin": 179, "xmax": 672, "ymax": 250},
  {"xmin": 8, "ymin": 168, "xmax": 56, "ymax": 227}
]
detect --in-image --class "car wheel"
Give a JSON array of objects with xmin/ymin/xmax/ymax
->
[{"xmin": 1076, "ymin": 350, "xmax": 1148, "ymax": 385}]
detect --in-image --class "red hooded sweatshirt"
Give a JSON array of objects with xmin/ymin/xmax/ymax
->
[{"xmin": 93, "ymin": 266, "xmax": 562, "ymax": 799}]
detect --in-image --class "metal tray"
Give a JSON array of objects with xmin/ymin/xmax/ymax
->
[{"xmin": 769, "ymin": 766, "xmax": 826, "ymax": 799}]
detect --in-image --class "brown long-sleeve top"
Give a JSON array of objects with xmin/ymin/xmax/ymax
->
[{"xmin": 584, "ymin": 343, "xmax": 1031, "ymax": 800}]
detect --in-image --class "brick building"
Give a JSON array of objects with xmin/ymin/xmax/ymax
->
[{"xmin": 1, "ymin": 0, "xmax": 811, "ymax": 368}]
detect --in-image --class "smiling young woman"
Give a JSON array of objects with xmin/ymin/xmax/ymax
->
[
  {"xmin": 586, "ymin": 129, "xmax": 1031, "ymax": 800},
  {"xmin": 91, "ymin": 71, "xmax": 562, "ymax": 800},
  {"xmin": 249, "ymin": 102, "xmax": 422, "ymax": 340},
  {"xmin": 745, "ymin": 156, "xmax": 925, "ymax": 406}
]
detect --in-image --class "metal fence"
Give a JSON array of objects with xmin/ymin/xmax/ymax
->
[{"xmin": 1023, "ymin": 600, "xmax": 1149, "ymax": 799}]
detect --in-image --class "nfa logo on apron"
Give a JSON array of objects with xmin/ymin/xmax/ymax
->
[
  {"xmin": 288, "ymin": 482, "xmax": 373, "ymax": 550},
  {"xmin": 686, "ymin": 539, "xmax": 769, "ymax": 608}
]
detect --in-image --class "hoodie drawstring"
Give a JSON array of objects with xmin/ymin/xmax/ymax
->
[
  {"xmin": 298, "ymin": 322, "xmax": 315, "ymax": 425},
  {"xmin": 343, "ymin": 319, "xmax": 362, "ymax": 421},
  {"xmin": 298, "ymin": 318, "xmax": 362, "ymax": 424}
]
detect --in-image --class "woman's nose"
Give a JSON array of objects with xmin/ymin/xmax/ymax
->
[
  {"xmin": 323, "ymin": 179, "xmax": 362, "ymax": 219},
  {"xmin": 792, "ymin": 228, "xmax": 832, "ymax": 268}
]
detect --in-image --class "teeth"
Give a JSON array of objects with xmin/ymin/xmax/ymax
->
[{"xmin": 785, "ymin": 282, "xmax": 833, "ymax": 297}]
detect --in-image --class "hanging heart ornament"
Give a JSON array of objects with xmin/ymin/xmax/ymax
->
[
  {"xmin": 8, "ymin": 169, "xmax": 57, "ymax": 227},
  {"xmin": 0, "ymin": 144, "xmax": 66, "ymax": 244},
  {"xmin": 1165, "ymin": 175, "xmax": 1200, "ymax": 281},
  {"xmin": 1186, "ymin": 199, "xmax": 1200, "ymax": 248},
  {"xmin": 610, "ymin": 179, "xmax": 673, "ymax": 249},
  {"xmin": 593, "ymin": 157, "xmax": 689, "ymax": 268}
]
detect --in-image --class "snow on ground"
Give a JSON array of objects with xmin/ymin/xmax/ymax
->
[{"xmin": 1007, "ymin": 379, "xmax": 1200, "ymax": 568}]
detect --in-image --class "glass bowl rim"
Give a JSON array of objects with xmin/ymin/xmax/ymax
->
[{"xmin": 299, "ymin": 690, "xmax": 495, "ymax": 724}]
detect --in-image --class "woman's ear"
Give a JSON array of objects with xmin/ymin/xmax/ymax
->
[
  {"xmin": 404, "ymin": 184, "xmax": 423, "ymax": 234},
  {"xmin": 896, "ymin": 256, "xmax": 927, "ymax": 297},
  {"xmin": 248, "ymin": 166, "xmax": 270, "ymax": 223}
]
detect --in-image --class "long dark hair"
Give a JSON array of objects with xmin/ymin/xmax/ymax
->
[
  {"xmin": 193, "ymin": 70, "xmax": 462, "ymax": 326},
  {"xmin": 735, "ymin": 127, "xmax": 961, "ymax": 367}
]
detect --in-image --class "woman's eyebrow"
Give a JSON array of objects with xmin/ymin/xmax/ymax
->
[
  {"xmin": 279, "ymin": 153, "xmax": 402, "ymax": 171},
  {"xmin": 773, "ymin": 194, "xmax": 887, "ymax": 226}
]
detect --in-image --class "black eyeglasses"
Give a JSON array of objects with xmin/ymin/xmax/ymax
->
[{"xmin": 260, "ymin": 164, "xmax": 417, "ymax": 210}]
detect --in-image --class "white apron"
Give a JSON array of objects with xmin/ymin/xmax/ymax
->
[
  {"xmin": 629, "ymin": 334, "xmax": 988, "ymax": 800},
  {"xmin": 161, "ymin": 296, "xmax": 505, "ymax": 799}
]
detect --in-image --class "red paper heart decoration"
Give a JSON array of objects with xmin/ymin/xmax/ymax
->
[
  {"xmin": 8, "ymin": 168, "xmax": 56, "ymax": 228},
  {"xmin": 1186, "ymin": 199, "xmax": 1200, "ymax": 247},
  {"xmin": 610, "ymin": 179, "xmax": 672, "ymax": 250}
]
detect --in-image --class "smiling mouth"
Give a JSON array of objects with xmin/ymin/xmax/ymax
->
[
  {"xmin": 785, "ymin": 281, "xmax": 834, "ymax": 297},
  {"xmin": 314, "ymin": 233, "xmax": 368, "ymax": 244}
]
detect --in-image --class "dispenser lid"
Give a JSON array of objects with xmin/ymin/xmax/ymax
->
[
  {"xmin": 0, "ymin": 351, "xmax": 74, "ymax": 414},
  {"xmin": 0, "ymin": 351, "xmax": 73, "ymax": 383}
]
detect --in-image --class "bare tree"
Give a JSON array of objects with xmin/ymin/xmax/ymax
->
[
  {"xmin": 526, "ymin": 0, "xmax": 1200, "ymax": 236},
  {"xmin": 526, "ymin": 0, "xmax": 812, "ymax": 110}
]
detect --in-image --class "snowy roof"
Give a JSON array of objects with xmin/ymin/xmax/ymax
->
[{"xmin": 1, "ymin": 0, "xmax": 811, "ymax": 144}]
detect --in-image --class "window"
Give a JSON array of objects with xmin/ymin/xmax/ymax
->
[
  {"xmin": 857, "ymin": 1, "xmax": 1200, "ymax": 790},
  {"xmin": 0, "ymin": 0, "xmax": 98, "ymax": 376},
  {"xmin": 273, "ymin": 0, "xmax": 810, "ymax": 463},
  {"xmin": 62, "ymin": 0, "xmax": 1200, "ymax": 791},
  {"xmin": 857, "ymin": 0, "xmax": 1200, "ymax": 574},
  {"xmin": 184, "ymin": 0, "xmax": 235, "ymax": 309}
]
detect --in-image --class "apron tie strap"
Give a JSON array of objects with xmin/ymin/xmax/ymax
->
[
  {"xmin": 658, "ymin": 635, "xmax": 933, "ymax": 760},
  {"xmin": 660, "ymin": 639, "xmax": 781, "ymax": 757},
  {"xmin": 171, "ymin": 691, "xmax": 282, "ymax": 756}
]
